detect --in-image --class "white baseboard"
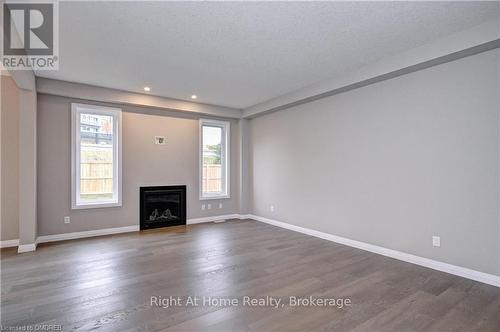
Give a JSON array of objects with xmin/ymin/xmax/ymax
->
[
  {"xmin": 9, "ymin": 214, "xmax": 498, "ymax": 287},
  {"xmin": 0, "ymin": 239, "xmax": 19, "ymax": 248},
  {"xmin": 17, "ymin": 243, "xmax": 37, "ymax": 253},
  {"xmin": 34, "ymin": 215, "xmax": 241, "ymax": 245},
  {"xmin": 247, "ymin": 214, "xmax": 500, "ymax": 288},
  {"xmin": 187, "ymin": 214, "xmax": 241, "ymax": 225},
  {"xmin": 37, "ymin": 225, "xmax": 140, "ymax": 244}
]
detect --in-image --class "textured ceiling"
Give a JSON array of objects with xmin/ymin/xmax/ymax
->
[{"xmin": 36, "ymin": 1, "xmax": 499, "ymax": 109}]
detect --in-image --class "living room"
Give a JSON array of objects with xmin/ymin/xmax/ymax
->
[{"xmin": 1, "ymin": 1, "xmax": 500, "ymax": 330}]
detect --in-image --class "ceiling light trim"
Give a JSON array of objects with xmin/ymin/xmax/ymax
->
[{"xmin": 36, "ymin": 78, "xmax": 242, "ymax": 119}]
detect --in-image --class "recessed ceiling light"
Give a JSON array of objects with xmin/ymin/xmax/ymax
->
[
  {"xmin": 143, "ymin": 86, "xmax": 151, "ymax": 92},
  {"xmin": 191, "ymin": 95, "xmax": 197, "ymax": 99}
]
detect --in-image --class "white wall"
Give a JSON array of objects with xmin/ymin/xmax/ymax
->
[{"xmin": 250, "ymin": 48, "xmax": 500, "ymax": 276}]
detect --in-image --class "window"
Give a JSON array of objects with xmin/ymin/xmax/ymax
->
[
  {"xmin": 200, "ymin": 119, "xmax": 230, "ymax": 199},
  {"xmin": 71, "ymin": 103, "xmax": 122, "ymax": 209}
]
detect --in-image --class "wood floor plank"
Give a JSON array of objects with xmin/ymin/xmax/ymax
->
[{"xmin": 1, "ymin": 219, "xmax": 499, "ymax": 331}]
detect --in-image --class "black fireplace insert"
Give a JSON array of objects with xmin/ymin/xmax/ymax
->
[{"xmin": 140, "ymin": 185, "xmax": 186, "ymax": 230}]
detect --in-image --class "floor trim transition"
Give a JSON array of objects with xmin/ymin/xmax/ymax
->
[
  {"xmin": 17, "ymin": 215, "xmax": 237, "ymax": 250},
  {"xmin": 0, "ymin": 239, "xmax": 19, "ymax": 248},
  {"xmin": 247, "ymin": 214, "xmax": 500, "ymax": 288},
  {"xmin": 17, "ymin": 243, "xmax": 37, "ymax": 253},
  {"xmin": 187, "ymin": 214, "xmax": 240, "ymax": 224},
  {"xmin": 36, "ymin": 225, "xmax": 141, "ymax": 245},
  {"xmin": 9, "ymin": 214, "xmax": 500, "ymax": 287}
]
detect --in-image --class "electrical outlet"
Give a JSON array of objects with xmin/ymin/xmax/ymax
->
[
  {"xmin": 64, "ymin": 216, "xmax": 70, "ymax": 224},
  {"xmin": 270, "ymin": 205, "xmax": 275, "ymax": 213},
  {"xmin": 219, "ymin": 203, "xmax": 223, "ymax": 209},
  {"xmin": 201, "ymin": 204, "xmax": 205, "ymax": 210},
  {"xmin": 207, "ymin": 204, "xmax": 212, "ymax": 210},
  {"xmin": 432, "ymin": 236, "xmax": 441, "ymax": 247}
]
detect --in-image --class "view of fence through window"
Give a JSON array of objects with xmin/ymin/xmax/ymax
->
[
  {"xmin": 80, "ymin": 113, "xmax": 114, "ymax": 202},
  {"xmin": 202, "ymin": 125, "xmax": 222, "ymax": 193}
]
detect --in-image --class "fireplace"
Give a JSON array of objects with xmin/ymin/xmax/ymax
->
[{"xmin": 140, "ymin": 185, "xmax": 186, "ymax": 230}]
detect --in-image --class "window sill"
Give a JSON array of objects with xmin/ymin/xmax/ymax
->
[
  {"xmin": 199, "ymin": 194, "xmax": 230, "ymax": 201},
  {"xmin": 72, "ymin": 201, "xmax": 122, "ymax": 210}
]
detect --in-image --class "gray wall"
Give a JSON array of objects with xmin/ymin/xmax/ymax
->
[
  {"xmin": 250, "ymin": 48, "xmax": 500, "ymax": 276},
  {"xmin": 37, "ymin": 94, "xmax": 240, "ymax": 236},
  {"xmin": 18, "ymin": 87, "xmax": 38, "ymax": 246},
  {"xmin": 1, "ymin": 76, "xmax": 20, "ymax": 241},
  {"xmin": 238, "ymin": 118, "xmax": 253, "ymax": 214}
]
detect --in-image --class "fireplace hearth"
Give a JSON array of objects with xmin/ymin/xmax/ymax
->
[{"xmin": 140, "ymin": 185, "xmax": 186, "ymax": 230}]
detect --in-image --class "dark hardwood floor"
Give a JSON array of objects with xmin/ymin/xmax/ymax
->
[{"xmin": 1, "ymin": 219, "xmax": 499, "ymax": 331}]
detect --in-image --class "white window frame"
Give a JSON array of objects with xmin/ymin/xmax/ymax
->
[
  {"xmin": 199, "ymin": 118, "xmax": 230, "ymax": 200},
  {"xmin": 71, "ymin": 103, "xmax": 122, "ymax": 209}
]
